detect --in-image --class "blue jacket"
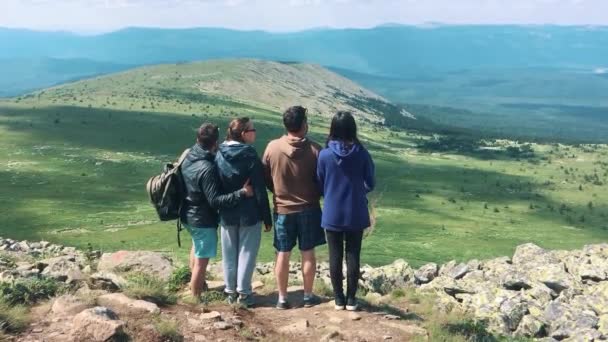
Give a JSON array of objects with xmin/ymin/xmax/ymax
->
[
  {"xmin": 216, "ymin": 141, "xmax": 272, "ymax": 227},
  {"xmin": 317, "ymin": 140, "xmax": 375, "ymax": 232}
]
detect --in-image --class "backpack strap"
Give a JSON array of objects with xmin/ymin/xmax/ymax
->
[
  {"xmin": 177, "ymin": 220, "xmax": 182, "ymax": 248},
  {"xmin": 177, "ymin": 148, "xmax": 190, "ymax": 166},
  {"xmin": 176, "ymin": 148, "xmax": 190, "ymax": 248}
]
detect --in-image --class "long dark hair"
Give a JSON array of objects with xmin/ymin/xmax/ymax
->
[
  {"xmin": 226, "ymin": 117, "xmax": 251, "ymax": 143},
  {"xmin": 326, "ymin": 111, "xmax": 360, "ymax": 147}
]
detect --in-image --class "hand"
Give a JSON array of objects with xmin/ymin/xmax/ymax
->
[
  {"xmin": 241, "ymin": 178, "xmax": 254, "ymax": 198},
  {"xmin": 264, "ymin": 224, "xmax": 272, "ymax": 232}
]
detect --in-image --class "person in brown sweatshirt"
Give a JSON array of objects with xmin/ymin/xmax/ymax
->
[{"xmin": 262, "ymin": 105, "xmax": 326, "ymax": 309}]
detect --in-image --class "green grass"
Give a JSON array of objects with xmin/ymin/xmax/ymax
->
[
  {"xmin": 1, "ymin": 60, "xmax": 607, "ymax": 269},
  {"xmin": 153, "ymin": 318, "xmax": 183, "ymax": 342},
  {"xmin": 0, "ymin": 278, "xmax": 64, "ymax": 306},
  {"xmin": 0, "ymin": 299, "xmax": 28, "ymax": 333},
  {"xmin": 122, "ymin": 273, "xmax": 177, "ymax": 306}
]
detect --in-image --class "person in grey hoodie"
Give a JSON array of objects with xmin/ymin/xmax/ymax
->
[{"xmin": 216, "ymin": 117, "xmax": 272, "ymax": 307}]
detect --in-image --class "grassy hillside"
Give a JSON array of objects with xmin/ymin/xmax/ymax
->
[
  {"xmin": 334, "ymin": 67, "xmax": 608, "ymax": 143},
  {"xmin": 1, "ymin": 59, "xmax": 607, "ymax": 267}
]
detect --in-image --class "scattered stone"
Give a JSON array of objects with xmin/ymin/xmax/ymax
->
[
  {"xmin": 414, "ymin": 263, "xmax": 438, "ymax": 284},
  {"xmin": 40, "ymin": 255, "xmax": 83, "ymax": 283},
  {"xmin": 384, "ymin": 315, "xmax": 400, "ymax": 320},
  {"xmin": 199, "ymin": 311, "xmax": 222, "ymax": 321},
  {"xmin": 360, "ymin": 259, "xmax": 414, "ymax": 295},
  {"xmin": 97, "ymin": 293, "xmax": 160, "ymax": 314},
  {"xmin": 89, "ymin": 271, "xmax": 127, "ymax": 290},
  {"xmin": 97, "ymin": 250, "xmax": 174, "ymax": 280},
  {"xmin": 383, "ymin": 336, "xmax": 392, "ymax": 340},
  {"xmin": 51, "ymin": 295, "xmax": 91, "ymax": 316},
  {"xmin": 213, "ymin": 321, "xmax": 232, "ymax": 330},
  {"xmin": 71, "ymin": 307, "xmax": 125, "ymax": 342},
  {"xmin": 252, "ymin": 280, "xmax": 264, "ymax": 290}
]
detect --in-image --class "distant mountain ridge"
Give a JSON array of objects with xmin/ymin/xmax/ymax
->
[{"xmin": 2, "ymin": 25, "xmax": 608, "ymax": 73}]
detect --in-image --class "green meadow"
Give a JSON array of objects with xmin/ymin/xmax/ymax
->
[{"xmin": 1, "ymin": 61, "xmax": 607, "ymax": 267}]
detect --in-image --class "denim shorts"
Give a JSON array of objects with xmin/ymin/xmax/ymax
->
[
  {"xmin": 184, "ymin": 224, "xmax": 218, "ymax": 259},
  {"xmin": 273, "ymin": 208, "xmax": 326, "ymax": 252}
]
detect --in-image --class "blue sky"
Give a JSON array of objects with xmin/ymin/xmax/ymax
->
[{"xmin": 1, "ymin": 0, "xmax": 607, "ymax": 33}]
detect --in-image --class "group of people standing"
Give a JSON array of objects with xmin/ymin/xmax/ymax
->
[{"xmin": 179, "ymin": 105, "xmax": 375, "ymax": 311}]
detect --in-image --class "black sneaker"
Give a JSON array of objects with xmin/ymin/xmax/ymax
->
[
  {"xmin": 276, "ymin": 300, "xmax": 291, "ymax": 310},
  {"xmin": 346, "ymin": 297, "xmax": 358, "ymax": 311},
  {"xmin": 334, "ymin": 293, "xmax": 346, "ymax": 311},
  {"xmin": 303, "ymin": 294, "xmax": 321, "ymax": 308},
  {"xmin": 238, "ymin": 294, "xmax": 255, "ymax": 308},
  {"xmin": 226, "ymin": 292, "xmax": 238, "ymax": 305}
]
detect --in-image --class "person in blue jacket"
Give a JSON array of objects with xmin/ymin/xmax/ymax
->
[
  {"xmin": 216, "ymin": 117, "xmax": 272, "ymax": 308},
  {"xmin": 317, "ymin": 111, "xmax": 375, "ymax": 311}
]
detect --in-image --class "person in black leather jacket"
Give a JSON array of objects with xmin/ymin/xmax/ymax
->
[{"xmin": 180, "ymin": 123, "xmax": 253, "ymax": 299}]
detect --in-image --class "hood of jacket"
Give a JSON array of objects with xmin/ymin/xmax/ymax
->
[
  {"xmin": 187, "ymin": 143, "xmax": 215, "ymax": 163},
  {"xmin": 328, "ymin": 140, "xmax": 360, "ymax": 165},
  {"xmin": 216, "ymin": 141, "xmax": 257, "ymax": 179},
  {"xmin": 278, "ymin": 135, "xmax": 313, "ymax": 160}
]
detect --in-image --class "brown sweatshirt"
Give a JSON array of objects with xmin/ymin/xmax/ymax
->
[{"xmin": 262, "ymin": 135, "xmax": 322, "ymax": 214}]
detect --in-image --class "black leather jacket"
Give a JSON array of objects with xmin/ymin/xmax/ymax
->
[{"xmin": 179, "ymin": 143, "xmax": 244, "ymax": 228}]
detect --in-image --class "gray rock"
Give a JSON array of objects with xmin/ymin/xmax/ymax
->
[
  {"xmin": 97, "ymin": 293, "xmax": 160, "ymax": 314},
  {"xmin": 360, "ymin": 259, "xmax": 414, "ymax": 295},
  {"xmin": 71, "ymin": 307, "xmax": 125, "ymax": 342},
  {"xmin": 515, "ymin": 315, "xmax": 545, "ymax": 338},
  {"xmin": 213, "ymin": 322, "xmax": 232, "ymax": 330},
  {"xmin": 40, "ymin": 255, "xmax": 83, "ymax": 283},
  {"xmin": 51, "ymin": 295, "xmax": 91, "ymax": 316},
  {"xmin": 449, "ymin": 263, "xmax": 470, "ymax": 280},
  {"xmin": 499, "ymin": 296, "xmax": 528, "ymax": 331},
  {"xmin": 98, "ymin": 251, "xmax": 174, "ymax": 280},
  {"xmin": 89, "ymin": 271, "xmax": 127, "ymax": 291},
  {"xmin": 512, "ymin": 243, "xmax": 557, "ymax": 266},
  {"xmin": 414, "ymin": 263, "xmax": 438, "ymax": 284}
]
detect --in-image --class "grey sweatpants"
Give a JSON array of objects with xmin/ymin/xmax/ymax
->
[{"xmin": 220, "ymin": 222, "xmax": 262, "ymax": 295}]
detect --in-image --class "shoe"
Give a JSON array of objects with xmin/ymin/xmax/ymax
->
[
  {"xmin": 303, "ymin": 294, "xmax": 321, "ymax": 308},
  {"xmin": 334, "ymin": 293, "xmax": 346, "ymax": 310},
  {"xmin": 226, "ymin": 292, "xmax": 238, "ymax": 305},
  {"xmin": 238, "ymin": 294, "xmax": 255, "ymax": 308},
  {"xmin": 346, "ymin": 297, "xmax": 358, "ymax": 311},
  {"xmin": 275, "ymin": 299, "xmax": 291, "ymax": 310}
]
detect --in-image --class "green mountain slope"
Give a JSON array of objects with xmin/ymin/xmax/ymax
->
[{"xmin": 1, "ymin": 59, "xmax": 607, "ymax": 267}]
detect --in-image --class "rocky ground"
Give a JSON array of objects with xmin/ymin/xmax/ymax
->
[{"xmin": 1, "ymin": 237, "xmax": 608, "ymax": 341}]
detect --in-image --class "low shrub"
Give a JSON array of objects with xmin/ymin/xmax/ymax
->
[
  {"xmin": 123, "ymin": 273, "xmax": 176, "ymax": 306},
  {"xmin": 0, "ymin": 278, "xmax": 63, "ymax": 306}
]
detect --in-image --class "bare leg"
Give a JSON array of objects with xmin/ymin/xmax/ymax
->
[
  {"xmin": 189, "ymin": 246, "xmax": 195, "ymax": 270},
  {"xmin": 301, "ymin": 249, "xmax": 316, "ymax": 295},
  {"xmin": 275, "ymin": 252, "xmax": 291, "ymax": 299},
  {"xmin": 190, "ymin": 257, "xmax": 209, "ymax": 298}
]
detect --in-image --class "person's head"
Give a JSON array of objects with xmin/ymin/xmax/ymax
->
[
  {"xmin": 283, "ymin": 106, "xmax": 308, "ymax": 137},
  {"xmin": 327, "ymin": 111, "xmax": 360, "ymax": 146},
  {"xmin": 226, "ymin": 117, "xmax": 256, "ymax": 144},
  {"xmin": 197, "ymin": 123, "xmax": 220, "ymax": 152}
]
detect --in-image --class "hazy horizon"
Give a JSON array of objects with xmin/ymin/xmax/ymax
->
[{"xmin": 1, "ymin": 0, "xmax": 608, "ymax": 34}]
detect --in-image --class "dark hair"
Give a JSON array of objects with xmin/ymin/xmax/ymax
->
[
  {"xmin": 226, "ymin": 117, "xmax": 251, "ymax": 143},
  {"xmin": 197, "ymin": 123, "xmax": 219, "ymax": 150},
  {"xmin": 283, "ymin": 106, "xmax": 307, "ymax": 133},
  {"xmin": 327, "ymin": 111, "xmax": 360, "ymax": 146}
]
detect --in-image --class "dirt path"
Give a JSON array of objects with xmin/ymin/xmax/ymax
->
[{"xmin": 16, "ymin": 285, "xmax": 427, "ymax": 342}]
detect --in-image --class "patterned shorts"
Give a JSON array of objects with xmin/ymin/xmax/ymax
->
[{"xmin": 273, "ymin": 208, "xmax": 326, "ymax": 252}]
